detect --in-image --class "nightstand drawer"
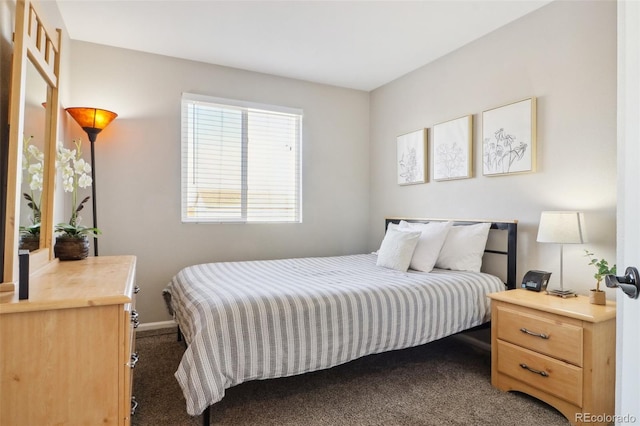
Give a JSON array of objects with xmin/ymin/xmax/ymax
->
[
  {"xmin": 496, "ymin": 305, "xmax": 583, "ymax": 366},
  {"xmin": 497, "ymin": 340, "xmax": 583, "ymax": 407}
]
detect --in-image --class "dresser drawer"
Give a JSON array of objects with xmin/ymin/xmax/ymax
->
[
  {"xmin": 496, "ymin": 305, "xmax": 583, "ymax": 366},
  {"xmin": 497, "ymin": 340, "xmax": 583, "ymax": 407}
]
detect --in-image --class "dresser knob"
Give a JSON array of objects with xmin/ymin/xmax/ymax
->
[
  {"xmin": 130, "ymin": 352, "xmax": 139, "ymax": 368},
  {"xmin": 134, "ymin": 285, "xmax": 141, "ymax": 294},
  {"xmin": 131, "ymin": 310, "xmax": 140, "ymax": 328},
  {"xmin": 131, "ymin": 396, "xmax": 139, "ymax": 416}
]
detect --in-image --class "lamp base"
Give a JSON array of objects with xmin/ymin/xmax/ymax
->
[{"xmin": 546, "ymin": 288, "xmax": 578, "ymax": 298}]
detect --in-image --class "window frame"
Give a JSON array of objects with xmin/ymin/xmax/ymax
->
[{"xmin": 181, "ymin": 93, "xmax": 303, "ymax": 224}]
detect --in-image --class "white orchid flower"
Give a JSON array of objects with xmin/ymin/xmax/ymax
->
[
  {"xmin": 74, "ymin": 158, "xmax": 87, "ymax": 174},
  {"xmin": 30, "ymin": 173, "xmax": 43, "ymax": 191},
  {"xmin": 56, "ymin": 147, "xmax": 75, "ymax": 167},
  {"xmin": 27, "ymin": 144, "xmax": 44, "ymax": 161},
  {"xmin": 28, "ymin": 162, "xmax": 42, "ymax": 176},
  {"xmin": 62, "ymin": 165, "xmax": 74, "ymax": 180},
  {"xmin": 77, "ymin": 173, "xmax": 93, "ymax": 188},
  {"xmin": 63, "ymin": 176, "xmax": 74, "ymax": 192}
]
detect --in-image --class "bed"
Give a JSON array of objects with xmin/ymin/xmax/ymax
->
[{"xmin": 163, "ymin": 218, "xmax": 518, "ymax": 424}]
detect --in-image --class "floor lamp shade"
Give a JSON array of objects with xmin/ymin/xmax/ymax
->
[{"xmin": 65, "ymin": 107, "xmax": 117, "ymax": 143}]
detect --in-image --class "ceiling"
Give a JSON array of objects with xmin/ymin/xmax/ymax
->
[{"xmin": 55, "ymin": 0, "xmax": 553, "ymax": 92}]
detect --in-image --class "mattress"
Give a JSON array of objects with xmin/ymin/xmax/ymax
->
[{"xmin": 163, "ymin": 253, "xmax": 505, "ymax": 415}]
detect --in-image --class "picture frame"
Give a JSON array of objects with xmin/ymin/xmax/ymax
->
[
  {"xmin": 397, "ymin": 128, "xmax": 426, "ymax": 185},
  {"xmin": 482, "ymin": 97, "xmax": 536, "ymax": 176},
  {"xmin": 432, "ymin": 115, "xmax": 472, "ymax": 181}
]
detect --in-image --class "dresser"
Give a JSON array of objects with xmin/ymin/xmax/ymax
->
[
  {"xmin": 0, "ymin": 256, "xmax": 138, "ymax": 426},
  {"xmin": 489, "ymin": 289, "xmax": 616, "ymax": 426}
]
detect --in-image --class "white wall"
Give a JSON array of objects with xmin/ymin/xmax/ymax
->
[
  {"xmin": 67, "ymin": 42, "xmax": 371, "ymax": 322},
  {"xmin": 369, "ymin": 0, "xmax": 617, "ymax": 295}
]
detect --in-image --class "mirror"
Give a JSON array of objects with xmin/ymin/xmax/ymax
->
[
  {"xmin": 1, "ymin": 0, "xmax": 62, "ymax": 286},
  {"xmin": 18, "ymin": 60, "xmax": 48, "ymax": 252}
]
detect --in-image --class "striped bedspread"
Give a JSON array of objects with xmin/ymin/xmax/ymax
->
[{"xmin": 163, "ymin": 254, "xmax": 505, "ymax": 416}]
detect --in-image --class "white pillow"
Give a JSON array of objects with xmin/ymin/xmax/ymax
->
[
  {"xmin": 435, "ymin": 222, "xmax": 491, "ymax": 272},
  {"xmin": 376, "ymin": 227, "xmax": 421, "ymax": 272},
  {"xmin": 398, "ymin": 221, "xmax": 452, "ymax": 272}
]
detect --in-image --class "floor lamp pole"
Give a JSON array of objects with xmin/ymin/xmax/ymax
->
[{"xmin": 89, "ymin": 139, "xmax": 98, "ymax": 256}]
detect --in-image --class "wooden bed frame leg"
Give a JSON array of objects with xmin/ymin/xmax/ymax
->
[{"xmin": 202, "ymin": 406, "xmax": 210, "ymax": 426}]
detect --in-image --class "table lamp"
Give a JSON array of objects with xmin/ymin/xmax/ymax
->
[{"xmin": 536, "ymin": 211, "xmax": 587, "ymax": 297}]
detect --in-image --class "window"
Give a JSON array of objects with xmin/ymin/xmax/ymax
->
[{"xmin": 181, "ymin": 93, "xmax": 302, "ymax": 223}]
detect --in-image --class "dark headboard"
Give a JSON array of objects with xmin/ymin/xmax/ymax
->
[{"xmin": 384, "ymin": 218, "xmax": 518, "ymax": 289}]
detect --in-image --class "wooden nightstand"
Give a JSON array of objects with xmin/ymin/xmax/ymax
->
[{"xmin": 489, "ymin": 289, "xmax": 616, "ymax": 426}]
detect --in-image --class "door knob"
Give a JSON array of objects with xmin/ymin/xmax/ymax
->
[{"xmin": 605, "ymin": 267, "xmax": 640, "ymax": 299}]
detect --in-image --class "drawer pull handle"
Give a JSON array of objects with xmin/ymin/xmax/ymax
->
[
  {"xmin": 131, "ymin": 310, "xmax": 140, "ymax": 328},
  {"xmin": 520, "ymin": 327, "xmax": 549, "ymax": 339},
  {"xmin": 134, "ymin": 285, "xmax": 141, "ymax": 294},
  {"xmin": 131, "ymin": 396, "xmax": 139, "ymax": 416},
  {"xmin": 130, "ymin": 352, "xmax": 139, "ymax": 368},
  {"xmin": 519, "ymin": 363, "xmax": 549, "ymax": 377}
]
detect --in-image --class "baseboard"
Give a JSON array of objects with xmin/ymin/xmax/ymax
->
[{"xmin": 137, "ymin": 320, "xmax": 177, "ymax": 332}]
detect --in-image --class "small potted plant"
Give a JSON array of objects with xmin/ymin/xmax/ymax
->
[
  {"xmin": 19, "ymin": 220, "xmax": 41, "ymax": 252},
  {"xmin": 54, "ymin": 140, "xmax": 101, "ymax": 260},
  {"xmin": 19, "ymin": 192, "xmax": 41, "ymax": 251},
  {"xmin": 584, "ymin": 250, "xmax": 616, "ymax": 305}
]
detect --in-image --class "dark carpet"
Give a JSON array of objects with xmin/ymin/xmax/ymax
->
[{"xmin": 132, "ymin": 328, "xmax": 568, "ymax": 426}]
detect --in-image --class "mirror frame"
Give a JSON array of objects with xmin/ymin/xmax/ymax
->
[{"xmin": 2, "ymin": 0, "xmax": 62, "ymax": 285}]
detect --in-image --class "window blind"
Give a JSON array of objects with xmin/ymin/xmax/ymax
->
[{"xmin": 181, "ymin": 93, "xmax": 302, "ymax": 223}]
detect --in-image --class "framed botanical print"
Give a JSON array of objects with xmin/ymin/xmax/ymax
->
[
  {"xmin": 482, "ymin": 97, "xmax": 536, "ymax": 176},
  {"xmin": 432, "ymin": 115, "xmax": 472, "ymax": 181},
  {"xmin": 397, "ymin": 129, "xmax": 426, "ymax": 185}
]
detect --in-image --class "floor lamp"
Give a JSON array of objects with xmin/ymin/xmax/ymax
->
[
  {"xmin": 65, "ymin": 107, "xmax": 117, "ymax": 256},
  {"xmin": 536, "ymin": 211, "xmax": 587, "ymax": 297}
]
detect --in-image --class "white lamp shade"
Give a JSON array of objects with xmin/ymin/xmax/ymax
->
[{"xmin": 537, "ymin": 211, "xmax": 588, "ymax": 244}]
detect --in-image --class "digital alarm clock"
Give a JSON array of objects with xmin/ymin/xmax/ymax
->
[{"xmin": 521, "ymin": 270, "xmax": 552, "ymax": 292}]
